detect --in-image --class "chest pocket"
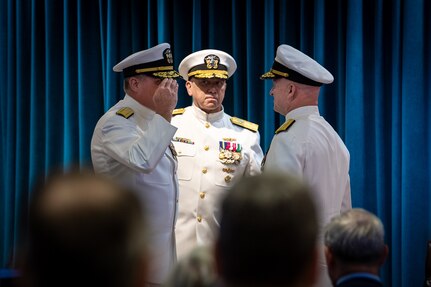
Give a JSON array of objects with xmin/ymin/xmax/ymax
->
[{"xmin": 173, "ymin": 142, "xmax": 196, "ymax": 181}]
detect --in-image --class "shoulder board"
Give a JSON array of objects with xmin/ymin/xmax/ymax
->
[
  {"xmin": 172, "ymin": 108, "xmax": 185, "ymax": 116},
  {"xmin": 275, "ymin": 119, "xmax": 295, "ymax": 134},
  {"xmin": 116, "ymin": 107, "xmax": 134, "ymax": 119},
  {"xmin": 230, "ymin": 117, "xmax": 259, "ymax": 132}
]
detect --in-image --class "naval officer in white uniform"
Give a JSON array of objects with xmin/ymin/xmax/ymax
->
[
  {"xmin": 91, "ymin": 43, "xmax": 180, "ymax": 285},
  {"xmin": 261, "ymin": 44, "xmax": 352, "ymax": 287},
  {"xmin": 171, "ymin": 49, "xmax": 264, "ymax": 259}
]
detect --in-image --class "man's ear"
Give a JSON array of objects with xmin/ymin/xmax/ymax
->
[
  {"xmin": 288, "ymin": 83, "xmax": 296, "ymax": 98},
  {"xmin": 128, "ymin": 77, "xmax": 141, "ymax": 92},
  {"xmin": 379, "ymin": 245, "xmax": 389, "ymax": 266},
  {"xmin": 324, "ymin": 245, "xmax": 333, "ymax": 266},
  {"xmin": 185, "ymin": 81, "xmax": 193, "ymax": 96},
  {"xmin": 324, "ymin": 245, "xmax": 338, "ymax": 286}
]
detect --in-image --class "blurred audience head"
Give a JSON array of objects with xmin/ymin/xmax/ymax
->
[
  {"xmin": 24, "ymin": 169, "xmax": 148, "ymax": 287},
  {"xmin": 324, "ymin": 208, "xmax": 388, "ymax": 284},
  {"xmin": 164, "ymin": 246, "xmax": 217, "ymax": 287},
  {"xmin": 216, "ymin": 173, "xmax": 319, "ymax": 287}
]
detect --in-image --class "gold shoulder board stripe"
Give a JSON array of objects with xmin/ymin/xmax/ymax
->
[
  {"xmin": 116, "ymin": 107, "xmax": 134, "ymax": 119},
  {"xmin": 172, "ymin": 108, "xmax": 185, "ymax": 116},
  {"xmin": 230, "ymin": 117, "xmax": 259, "ymax": 132},
  {"xmin": 275, "ymin": 119, "xmax": 295, "ymax": 134}
]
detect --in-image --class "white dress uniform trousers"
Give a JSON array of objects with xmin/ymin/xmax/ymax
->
[
  {"xmin": 264, "ymin": 105, "xmax": 351, "ymax": 287},
  {"xmin": 171, "ymin": 105, "xmax": 263, "ymax": 259},
  {"xmin": 91, "ymin": 94, "xmax": 179, "ymax": 284}
]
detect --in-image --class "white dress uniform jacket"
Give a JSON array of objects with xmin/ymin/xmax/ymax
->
[
  {"xmin": 171, "ymin": 105, "xmax": 263, "ymax": 259},
  {"xmin": 264, "ymin": 105, "xmax": 351, "ymax": 287},
  {"xmin": 91, "ymin": 94, "xmax": 179, "ymax": 284}
]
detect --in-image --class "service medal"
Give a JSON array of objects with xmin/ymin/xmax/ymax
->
[{"xmin": 219, "ymin": 140, "xmax": 242, "ymax": 165}]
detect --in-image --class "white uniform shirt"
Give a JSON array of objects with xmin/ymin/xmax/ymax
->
[
  {"xmin": 91, "ymin": 94, "xmax": 179, "ymax": 284},
  {"xmin": 171, "ymin": 105, "xmax": 264, "ymax": 259},
  {"xmin": 264, "ymin": 105, "xmax": 351, "ymax": 287}
]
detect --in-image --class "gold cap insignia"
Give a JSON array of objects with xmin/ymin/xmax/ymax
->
[
  {"xmin": 164, "ymin": 48, "xmax": 173, "ymax": 64},
  {"xmin": 204, "ymin": 54, "xmax": 220, "ymax": 69}
]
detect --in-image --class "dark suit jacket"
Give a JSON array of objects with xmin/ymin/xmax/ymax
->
[{"xmin": 336, "ymin": 273, "xmax": 383, "ymax": 287}]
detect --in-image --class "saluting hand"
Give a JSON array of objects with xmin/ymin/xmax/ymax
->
[{"xmin": 153, "ymin": 78, "xmax": 179, "ymax": 122}]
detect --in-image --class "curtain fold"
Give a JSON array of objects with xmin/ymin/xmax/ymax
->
[{"xmin": 1, "ymin": 1, "xmax": 430, "ymax": 286}]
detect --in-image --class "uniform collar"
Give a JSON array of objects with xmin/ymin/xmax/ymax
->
[
  {"xmin": 285, "ymin": 105, "xmax": 320, "ymax": 121},
  {"xmin": 123, "ymin": 94, "xmax": 155, "ymax": 120},
  {"xmin": 191, "ymin": 104, "xmax": 224, "ymax": 122}
]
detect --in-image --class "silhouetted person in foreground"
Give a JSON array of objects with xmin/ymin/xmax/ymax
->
[
  {"xmin": 216, "ymin": 173, "xmax": 319, "ymax": 287},
  {"xmin": 22, "ymin": 170, "xmax": 148, "ymax": 287},
  {"xmin": 164, "ymin": 246, "xmax": 217, "ymax": 287}
]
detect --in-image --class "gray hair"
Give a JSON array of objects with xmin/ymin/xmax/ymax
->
[{"xmin": 324, "ymin": 208, "xmax": 385, "ymax": 264}]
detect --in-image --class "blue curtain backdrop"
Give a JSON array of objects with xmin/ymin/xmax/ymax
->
[{"xmin": 1, "ymin": 0, "xmax": 430, "ymax": 286}]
